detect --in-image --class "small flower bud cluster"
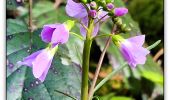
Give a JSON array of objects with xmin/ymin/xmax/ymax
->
[{"xmin": 113, "ymin": 17, "xmax": 131, "ymax": 33}]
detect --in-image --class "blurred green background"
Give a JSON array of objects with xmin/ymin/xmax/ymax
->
[{"xmin": 7, "ymin": 0, "xmax": 164, "ymax": 100}]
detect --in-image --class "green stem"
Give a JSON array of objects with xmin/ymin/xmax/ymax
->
[
  {"xmin": 94, "ymin": 62, "xmax": 128, "ymax": 93},
  {"xmin": 70, "ymin": 32, "xmax": 84, "ymax": 40},
  {"xmin": 81, "ymin": 18, "xmax": 94, "ymax": 100},
  {"xmin": 81, "ymin": 38, "xmax": 92, "ymax": 100},
  {"xmin": 93, "ymin": 34, "xmax": 113, "ymax": 40}
]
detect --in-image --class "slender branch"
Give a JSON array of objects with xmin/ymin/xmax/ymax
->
[
  {"xmin": 88, "ymin": 26, "xmax": 116, "ymax": 100},
  {"xmin": 29, "ymin": 0, "xmax": 33, "ymax": 32},
  {"xmin": 54, "ymin": 0, "xmax": 62, "ymax": 8},
  {"xmin": 80, "ymin": 22, "xmax": 89, "ymax": 31},
  {"xmin": 28, "ymin": 0, "xmax": 33, "ymax": 49},
  {"xmin": 153, "ymin": 48, "xmax": 164, "ymax": 62},
  {"xmin": 54, "ymin": 90, "xmax": 77, "ymax": 100},
  {"xmin": 95, "ymin": 14, "xmax": 108, "ymax": 25}
]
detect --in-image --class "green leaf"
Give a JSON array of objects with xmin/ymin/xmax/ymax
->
[
  {"xmin": 110, "ymin": 96, "xmax": 134, "ymax": 100},
  {"xmin": 7, "ymin": 19, "xmax": 28, "ymax": 36},
  {"xmin": 32, "ymin": 1, "xmax": 69, "ymax": 28},
  {"xmin": 7, "ymin": 0, "xmax": 17, "ymax": 10},
  {"xmin": 100, "ymin": 93, "xmax": 134, "ymax": 100},
  {"xmin": 7, "ymin": 30, "xmax": 81, "ymax": 100},
  {"xmin": 141, "ymin": 70, "xmax": 163, "ymax": 85}
]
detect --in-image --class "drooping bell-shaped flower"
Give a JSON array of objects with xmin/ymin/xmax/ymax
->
[
  {"xmin": 18, "ymin": 46, "xmax": 58, "ymax": 82},
  {"xmin": 114, "ymin": 7, "xmax": 128, "ymax": 16},
  {"xmin": 112, "ymin": 35, "xmax": 150, "ymax": 67}
]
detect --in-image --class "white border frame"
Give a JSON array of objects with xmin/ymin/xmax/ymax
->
[
  {"xmin": 0, "ymin": 0, "xmax": 6, "ymax": 100},
  {"xmin": 0, "ymin": 0, "xmax": 169, "ymax": 100},
  {"xmin": 165, "ymin": 0, "xmax": 170, "ymax": 100}
]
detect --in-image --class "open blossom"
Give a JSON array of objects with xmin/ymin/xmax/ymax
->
[
  {"xmin": 41, "ymin": 23, "xmax": 69, "ymax": 46},
  {"xmin": 18, "ymin": 46, "xmax": 58, "ymax": 82},
  {"xmin": 18, "ymin": 23, "xmax": 70, "ymax": 82},
  {"xmin": 65, "ymin": 0, "xmax": 109, "ymax": 37},
  {"xmin": 113, "ymin": 35, "xmax": 150, "ymax": 67},
  {"xmin": 114, "ymin": 7, "xmax": 128, "ymax": 16}
]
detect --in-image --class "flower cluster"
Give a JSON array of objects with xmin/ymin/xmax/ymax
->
[
  {"xmin": 19, "ymin": 0, "xmax": 150, "ymax": 83},
  {"xmin": 18, "ymin": 22, "xmax": 73, "ymax": 82},
  {"xmin": 65, "ymin": 0, "xmax": 128, "ymax": 37}
]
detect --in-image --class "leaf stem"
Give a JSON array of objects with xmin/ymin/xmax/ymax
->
[
  {"xmin": 94, "ymin": 62, "xmax": 128, "ymax": 93},
  {"xmin": 54, "ymin": 90, "xmax": 77, "ymax": 100},
  {"xmin": 93, "ymin": 34, "xmax": 113, "ymax": 40},
  {"xmin": 95, "ymin": 14, "xmax": 108, "ymax": 25},
  {"xmin": 70, "ymin": 32, "xmax": 84, "ymax": 40}
]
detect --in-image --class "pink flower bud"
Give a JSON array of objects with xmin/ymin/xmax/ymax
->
[{"xmin": 114, "ymin": 7, "xmax": 128, "ymax": 16}]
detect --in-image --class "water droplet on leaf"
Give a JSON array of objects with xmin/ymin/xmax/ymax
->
[{"xmin": 23, "ymin": 87, "xmax": 28, "ymax": 92}]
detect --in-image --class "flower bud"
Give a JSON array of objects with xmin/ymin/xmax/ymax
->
[
  {"xmin": 121, "ymin": 24, "xmax": 126, "ymax": 30},
  {"xmin": 124, "ymin": 27, "xmax": 131, "ymax": 32},
  {"xmin": 114, "ymin": 7, "xmax": 128, "ymax": 16},
  {"xmin": 114, "ymin": 17, "xmax": 122, "ymax": 26},
  {"xmin": 90, "ymin": 1, "xmax": 97, "ymax": 9},
  {"xmin": 89, "ymin": 10, "xmax": 97, "ymax": 18},
  {"xmin": 80, "ymin": 0, "xmax": 87, "ymax": 3},
  {"xmin": 106, "ymin": 3, "xmax": 114, "ymax": 10}
]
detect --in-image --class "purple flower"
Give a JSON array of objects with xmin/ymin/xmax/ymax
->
[
  {"xmin": 18, "ymin": 22, "xmax": 71, "ymax": 82},
  {"xmin": 114, "ymin": 7, "xmax": 128, "ymax": 16},
  {"xmin": 18, "ymin": 46, "xmax": 58, "ymax": 82},
  {"xmin": 119, "ymin": 35, "xmax": 150, "ymax": 67},
  {"xmin": 65, "ymin": 0, "xmax": 109, "ymax": 37},
  {"xmin": 41, "ymin": 23, "xmax": 69, "ymax": 46}
]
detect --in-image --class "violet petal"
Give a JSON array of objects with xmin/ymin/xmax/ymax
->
[
  {"xmin": 41, "ymin": 24, "xmax": 58, "ymax": 43},
  {"xmin": 66, "ymin": 0, "xmax": 87, "ymax": 18},
  {"xmin": 51, "ymin": 24, "xmax": 69, "ymax": 44},
  {"xmin": 38, "ymin": 58, "xmax": 53, "ymax": 82},
  {"xmin": 32, "ymin": 49, "xmax": 53, "ymax": 78},
  {"xmin": 127, "ymin": 35, "xmax": 145, "ymax": 46},
  {"xmin": 18, "ymin": 50, "xmax": 43, "ymax": 67}
]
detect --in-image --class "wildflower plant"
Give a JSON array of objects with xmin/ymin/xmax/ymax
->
[{"xmin": 7, "ymin": 0, "xmax": 163, "ymax": 100}]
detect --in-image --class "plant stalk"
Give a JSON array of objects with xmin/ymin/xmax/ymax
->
[{"xmin": 81, "ymin": 18, "xmax": 94, "ymax": 100}]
